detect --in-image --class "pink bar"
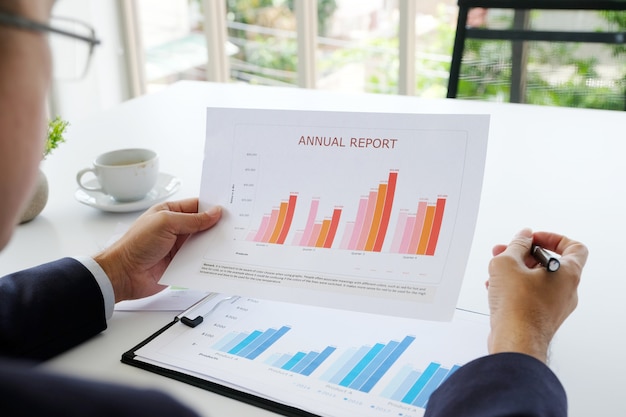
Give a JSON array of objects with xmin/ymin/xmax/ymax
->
[
  {"xmin": 347, "ymin": 197, "xmax": 369, "ymax": 250},
  {"xmin": 339, "ymin": 222, "xmax": 355, "ymax": 250},
  {"xmin": 299, "ymin": 199, "xmax": 320, "ymax": 246},
  {"xmin": 399, "ymin": 215, "xmax": 416, "ymax": 254},
  {"xmin": 253, "ymin": 215, "xmax": 271, "ymax": 241},
  {"xmin": 245, "ymin": 231, "xmax": 258, "ymax": 241},
  {"xmin": 291, "ymin": 231, "xmax": 304, "ymax": 246},
  {"xmin": 390, "ymin": 210, "xmax": 409, "ymax": 253},
  {"xmin": 408, "ymin": 201, "xmax": 428, "ymax": 254},
  {"xmin": 306, "ymin": 223, "xmax": 323, "ymax": 247},
  {"xmin": 356, "ymin": 190, "xmax": 378, "ymax": 250},
  {"xmin": 261, "ymin": 209, "xmax": 280, "ymax": 243}
]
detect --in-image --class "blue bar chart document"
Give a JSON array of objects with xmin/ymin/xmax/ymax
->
[
  {"xmin": 160, "ymin": 109, "xmax": 489, "ymax": 320},
  {"xmin": 134, "ymin": 295, "xmax": 489, "ymax": 417}
]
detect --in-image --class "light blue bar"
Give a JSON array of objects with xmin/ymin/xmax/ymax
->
[
  {"xmin": 246, "ymin": 325, "xmax": 291, "ymax": 359},
  {"xmin": 391, "ymin": 370, "xmax": 421, "ymax": 402},
  {"xmin": 273, "ymin": 353, "xmax": 293, "ymax": 368},
  {"xmin": 264, "ymin": 352, "xmax": 283, "ymax": 366},
  {"xmin": 349, "ymin": 341, "xmax": 399, "ymax": 390},
  {"xmin": 320, "ymin": 347, "xmax": 357, "ymax": 381},
  {"xmin": 360, "ymin": 335, "xmax": 416, "ymax": 393},
  {"xmin": 328, "ymin": 346, "xmax": 370, "ymax": 384},
  {"xmin": 401, "ymin": 362, "xmax": 440, "ymax": 404},
  {"xmin": 301, "ymin": 346, "xmax": 336, "ymax": 376},
  {"xmin": 339, "ymin": 343, "xmax": 385, "ymax": 387},
  {"xmin": 413, "ymin": 367, "xmax": 449, "ymax": 408},
  {"xmin": 380, "ymin": 365, "xmax": 413, "ymax": 398},
  {"xmin": 218, "ymin": 332, "xmax": 250, "ymax": 352},
  {"xmin": 227, "ymin": 330, "xmax": 263, "ymax": 355},
  {"xmin": 290, "ymin": 351, "xmax": 319, "ymax": 373},
  {"xmin": 235, "ymin": 328, "xmax": 276, "ymax": 357},
  {"xmin": 441, "ymin": 364, "xmax": 461, "ymax": 383},
  {"xmin": 211, "ymin": 332, "xmax": 240, "ymax": 351},
  {"xmin": 282, "ymin": 351, "xmax": 307, "ymax": 371}
]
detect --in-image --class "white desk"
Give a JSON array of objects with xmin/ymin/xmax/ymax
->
[{"xmin": 1, "ymin": 81, "xmax": 625, "ymax": 416}]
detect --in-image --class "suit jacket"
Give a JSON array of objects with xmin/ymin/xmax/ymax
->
[
  {"xmin": 0, "ymin": 258, "xmax": 199, "ymax": 417},
  {"xmin": 424, "ymin": 352, "xmax": 567, "ymax": 417}
]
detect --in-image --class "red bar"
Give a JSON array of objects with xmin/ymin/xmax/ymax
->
[
  {"xmin": 323, "ymin": 208, "xmax": 342, "ymax": 248},
  {"xmin": 276, "ymin": 194, "xmax": 298, "ymax": 244},
  {"xmin": 425, "ymin": 197, "xmax": 446, "ymax": 255},
  {"xmin": 373, "ymin": 171, "xmax": 398, "ymax": 252}
]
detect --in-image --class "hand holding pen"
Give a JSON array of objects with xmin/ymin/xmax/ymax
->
[{"xmin": 485, "ymin": 228, "xmax": 588, "ymax": 363}]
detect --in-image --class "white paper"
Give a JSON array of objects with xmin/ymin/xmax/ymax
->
[
  {"xmin": 160, "ymin": 109, "xmax": 489, "ymax": 320},
  {"xmin": 114, "ymin": 287, "xmax": 209, "ymax": 311},
  {"xmin": 135, "ymin": 295, "xmax": 489, "ymax": 417}
]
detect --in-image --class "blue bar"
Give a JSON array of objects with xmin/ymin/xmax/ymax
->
[
  {"xmin": 219, "ymin": 332, "xmax": 250, "ymax": 352},
  {"xmin": 301, "ymin": 346, "xmax": 336, "ymax": 376},
  {"xmin": 329, "ymin": 346, "xmax": 370, "ymax": 384},
  {"xmin": 246, "ymin": 325, "xmax": 291, "ymax": 359},
  {"xmin": 280, "ymin": 352, "xmax": 306, "ymax": 371},
  {"xmin": 321, "ymin": 348, "xmax": 357, "ymax": 382},
  {"xmin": 236, "ymin": 328, "xmax": 277, "ymax": 357},
  {"xmin": 281, "ymin": 352, "xmax": 307, "ymax": 371},
  {"xmin": 290, "ymin": 351, "xmax": 319, "ymax": 374},
  {"xmin": 391, "ymin": 370, "xmax": 421, "ymax": 402},
  {"xmin": 264, "ymin": 353, "xmax": 282, "ymax": 366},
  {"xmin": 441, "ymin": 364, "xmax": 460, "ymax": 383},
  {"xmin": 380, "ymin": 365, "xmax": 413, "ymax": 398},
  {"xmin": 272, "ymin": 353, "xmax": 292, "ymax": 368},
  {"xmin": 212, "ymin": 332, "xmax": 241, "ymax": 351},
  {"xmin": 360, "ymin": 335, "xmax": 416, "ymax": 393},
  {"xmin": 413, "ymin": 367, "xmax": 450, "ymax": 408},
  {"xmin": 349, "ymin": 341, "xmax": 399, "ymax": 390},
  {"xmin": 227, "ymin": 330, "xmax": 262, "ymax": 355},
  {"xmin": 339, "ymin": 343, "xmax": 385, "ymax": 387},
  {"xmin": 401, "ymin": 362, "xmax": 440, "ymax": 404}
]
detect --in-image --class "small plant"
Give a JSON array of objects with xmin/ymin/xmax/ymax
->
[{"xmin": 44, "ymin": 116, "xmax": 69, "ymax": 159}]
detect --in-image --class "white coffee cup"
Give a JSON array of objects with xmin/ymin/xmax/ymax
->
[{"xmin": 76, "ymin": 148, "xmax": 159, "ymax": 202}]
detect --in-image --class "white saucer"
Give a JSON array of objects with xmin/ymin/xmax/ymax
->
[{"xmin": 75, "ymin": 172, "xmax": 181, "ymax": 213}]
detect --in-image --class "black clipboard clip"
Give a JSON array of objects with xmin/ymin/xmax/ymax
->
[{"xmin": 180, "ymin": 293, "xmax": 238, "ymax": 328}]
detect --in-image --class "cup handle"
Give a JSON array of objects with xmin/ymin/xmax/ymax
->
[{"xmin": 76, "ymin": 168, "xmax": 102, "ymax": 192}]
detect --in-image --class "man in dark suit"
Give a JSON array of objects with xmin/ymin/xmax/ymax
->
[
  {"xmin": 0, "ymin": 1, "xmax": 218, "ymax": 415},
  {"xmin": 0, "ymin": 1, "xmax": 588, "ymax": 416}
]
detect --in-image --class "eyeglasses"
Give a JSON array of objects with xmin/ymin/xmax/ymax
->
[{"xmin": 0, "ymin": 12, "xmax": 101, "ymax": 80}]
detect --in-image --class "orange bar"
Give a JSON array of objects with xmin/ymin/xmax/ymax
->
[
  {"xmin": 373, "ymin": 171, "xmax": 398, "ymax": 252},
  {"xmin": 307, "ymin": 223, "xmax": 322, "ymax": 247},
  {"xmin": 364, "ymin": 183, "xmax": 388, "ymax": 251},
  {"xmin": 323, "ymin": 208, "xmax": 342, "ymax": 248},
  {"xmin": 416, "ymin": 205, "xmax": 436, "ymax": 255},
  {"xmin": 315, "ymin": 219, "xmax": 332, "ymax": 248},
  {"xmin": 276, "ymin": 194, "xmax": 298, "ymax": 244},
  {"xmin": 269, "ymin": 201, "xmax": 289, "ymax": 243},
  {"xmin": 426, "ymin": 197, "xmax": 446, "ymax": 255}
]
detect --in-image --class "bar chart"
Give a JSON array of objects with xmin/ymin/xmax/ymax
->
[
  {"xmin": 138, "ymin": 292, "xmax": 490, "ymax": 417},
  {"xmin": 265, "ymin": 345, "xmax": 337, "ymax": 376},
  {"xmin": 381, "ymin": 362, "xmax": 460, "ymax": 408},
  {"xmin": 320, "ymin": 335, "xmax": 416, "ymax": 393},
  {"xmin": 212, "ymin": 325, "xmax": 291, "ymax": 360},
  {"xmin": 245, "ymin": 170, "xmax": 447, "ymax": 256}
]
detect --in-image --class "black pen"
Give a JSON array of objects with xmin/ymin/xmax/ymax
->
[{"xmin": 531, "ymin": 244, "xmax": 560, "ymax": 272}]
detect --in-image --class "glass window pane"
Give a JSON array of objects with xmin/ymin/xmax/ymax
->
[{"xmin": 227, "ymin": 0, "xmax": 298, "ymax": 86}]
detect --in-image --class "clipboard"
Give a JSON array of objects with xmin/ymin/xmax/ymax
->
[
  {"xmin": 122, "ymin": 293, "xmax": 316, "ymax": 416},
  {"xmin": 120, "ymin": 294, "xmax": 490, "ymax": 417}
]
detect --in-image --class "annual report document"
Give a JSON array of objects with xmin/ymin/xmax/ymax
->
[{"xmin": 160, "ymin": 109, "xmax": 489, "ymax": 321}]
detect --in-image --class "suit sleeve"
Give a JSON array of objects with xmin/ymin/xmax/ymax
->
[
  {"xmin": 0, "ymin": 257, "xmax": 108, "ymax": 361},
  {"xmin": 424, "ymin": 352, "xmax": 567, "ymax": 417},
  {"xmin": 0, "ymin": 358, "xmax": 200, "ymax": 417}
]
